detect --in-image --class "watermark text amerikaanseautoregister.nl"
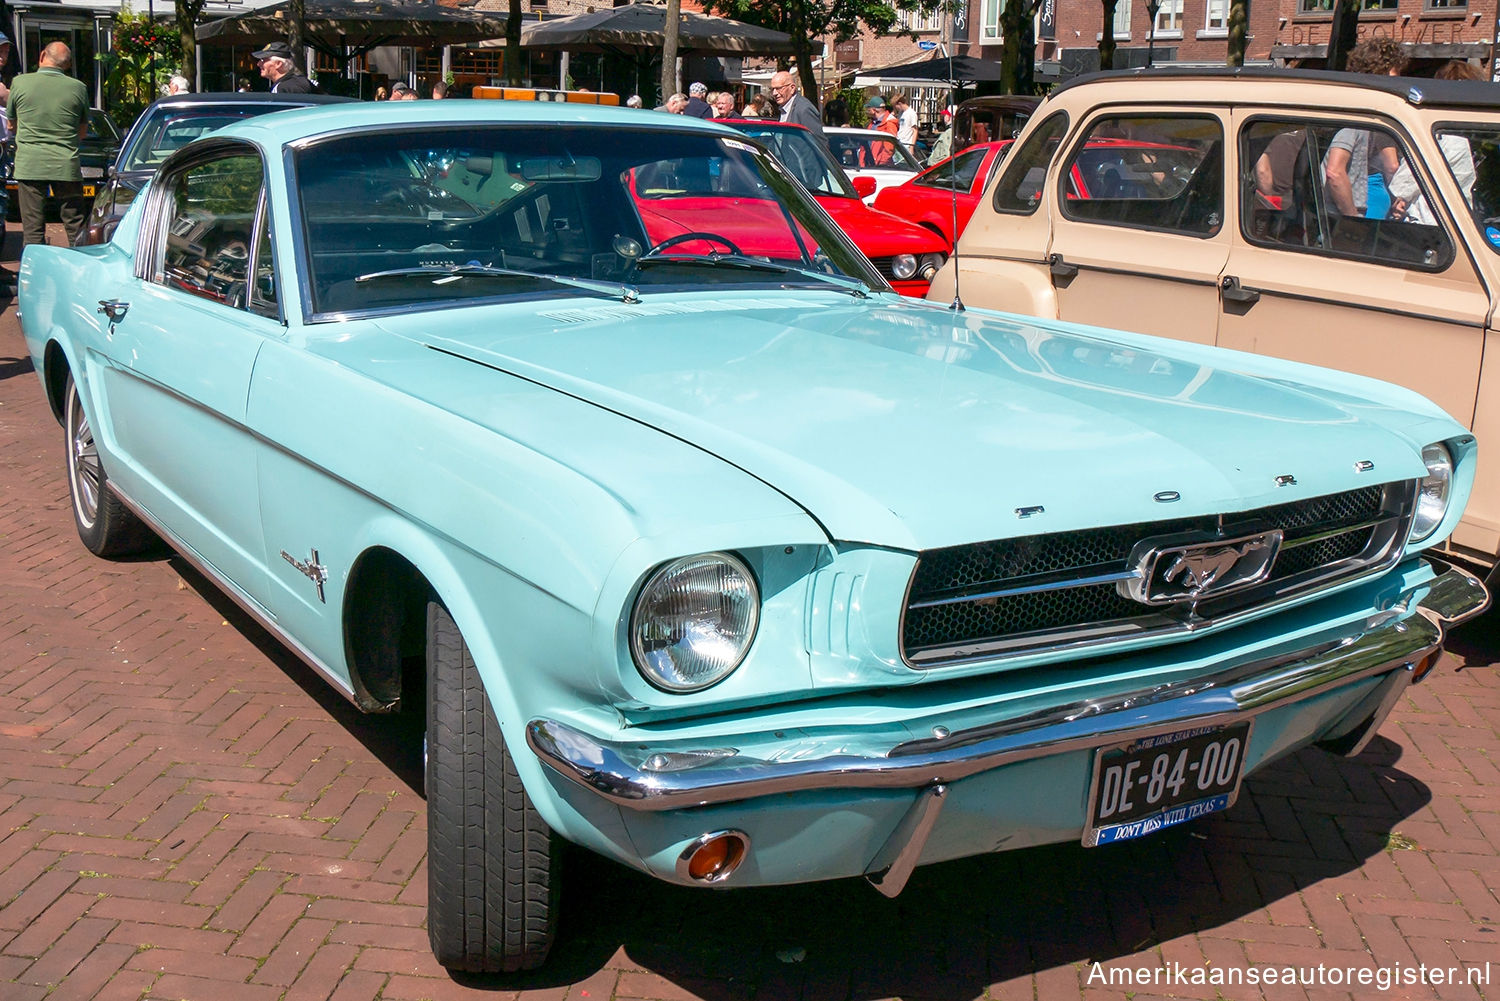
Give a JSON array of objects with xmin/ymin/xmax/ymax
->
[{"xmin": 1087, "ymin": 960, "xmax": 1490, "ymax": 991}]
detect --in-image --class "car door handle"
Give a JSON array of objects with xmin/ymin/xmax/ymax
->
[
  {"xmin": 1220, "ymin": 276, "xmax": 1260, "ymax": 306},
  {"xmin": 1049, "ymin": 253, "xmax": 1078, "ymax": 282},
  {"xmin": 97, "ymin": 299, "xmax": 129, "ymax": 323}
]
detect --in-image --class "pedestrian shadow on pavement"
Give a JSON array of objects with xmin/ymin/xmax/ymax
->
[
  {"xmin": 166, "ymin": 553, "xmax": 1435, "ymax": 1000},
  {"xmin": 0, "ymin": 353, "xmax": 33, "ymax": 381}
]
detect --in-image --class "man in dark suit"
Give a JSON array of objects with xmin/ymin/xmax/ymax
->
[
  {"xmin": 683, "ymin": 82, "xmax": 713, "ymax": 119},
  {"xmin": 770, "ymin": 71, "xmax": 823, "ymax": 142}
]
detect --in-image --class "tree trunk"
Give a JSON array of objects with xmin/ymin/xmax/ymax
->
[
  {"xmin": 661, "ymin": 0, "xmax": 680, "ymax": 101},
  {"xmin": 998, "ymin": 0, "xmax": 1039, "ymax": 94},
  {"xmin": 288, "ymin": 0, "xmax": 304, "ymax": 72},
  {"xmin": 175, "ymin": 0, "xmax": 203, "ymax": 81},
  {"xmin": 1326, "ymin": 0, "xmax": 1359, "ymax": 70},
  {"xmin": 506, "ymin": 0, "xmax": 523, "ymax": 84},
  {"xmin": 1225, "ymin": 0, "xmax": 1248, "ymax": 65},
  {"xmin": 1099, "ymin": 0, "xmax": 1119, "ymax": 70}
]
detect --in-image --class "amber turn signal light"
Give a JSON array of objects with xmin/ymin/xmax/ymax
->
[{"xmin": 677, "ymin": 831, "xmax": 749, "ymax": 884}]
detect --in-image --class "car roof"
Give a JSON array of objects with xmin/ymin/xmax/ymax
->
[
  {"xmin": 210, "ymin": 99, "xmax": 741, "ymax": 145},
  {"xmin": 143, "ymin": 91, "xmax": 357, "ymax": 111},
  {"xmin": 1050, "ymin": 66, "xmax": 1499, "ymax": 111}
]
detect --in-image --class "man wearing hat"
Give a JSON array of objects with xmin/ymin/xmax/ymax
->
[
  {"xmin": 252, "ymin": 41, "xmax": 314, "ymax": 94},
  {"xmin": 7, "ymin": 41, "xmax": 88, "ymax": 249},
  {"xmin": 683, "ymin": 82, "xmax": 713, "ymax": 119},
  {"xmin": 866, "ymin": 95, "xmax": 898, "ymax": 164}
]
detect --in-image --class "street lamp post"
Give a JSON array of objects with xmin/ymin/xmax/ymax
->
[
  {"xmin": 147, "ymin": 0, "xmax": 156, "ymax": 96},
  {"xmin": 1145, "ymin": 0, "xmax": 1161, "ymax": 67}
]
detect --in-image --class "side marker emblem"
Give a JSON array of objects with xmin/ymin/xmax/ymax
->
[{"xmin": 281, "ymin": 548, "xmax": 329, "ymax": 603}]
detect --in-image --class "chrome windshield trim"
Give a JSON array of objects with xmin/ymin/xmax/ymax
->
[{"xmin": 527, "ymin": 563, "xmax": 1484, "ymax": 812}]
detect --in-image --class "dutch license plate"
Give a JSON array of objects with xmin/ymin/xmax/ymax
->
[
  {"xmin": 82, "ymin": 185, "xmax": 94, "ymax": 198},
  {"xmin": 1083, "ymin": 720, "xmax": 1251, "ymax": 847}
]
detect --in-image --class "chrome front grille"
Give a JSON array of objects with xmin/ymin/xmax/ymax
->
[{"xmin": 902, "ymin": 482, "xmax": 1414, "ymax": 666}]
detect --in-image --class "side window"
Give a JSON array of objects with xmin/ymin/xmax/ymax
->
[
  {"xmin": 248, "ymin": 209, "xmax": 277, "ymax": 318},
  {"xmin": 916, "ymin": 146, "xmax": 988, "ymax": 192},
  {"xmin": 158, "ymin": 153, "xmax": 264, "ymax": 307},
  {"xmin": 1433, "ymin": 125, "xmax": 1497, "ymax": 251},
  {"xmin": 992, "ymin": 112, "xmax": 1068, "ymax": 215},
  {"xmin": 1059, "ymin": 114, "xmax": 1223, "ymax": 236},
  {"xmin": 1240, "ymin": 119, "xmax": 1453, "ymax": 271}
]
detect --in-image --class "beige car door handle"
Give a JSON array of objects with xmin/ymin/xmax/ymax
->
[{"xmin": 1220, "ymin": 276, "xmax": 1260, "ymax": 306}]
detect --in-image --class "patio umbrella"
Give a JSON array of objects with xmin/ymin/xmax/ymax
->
[
  {"xmin": 855, "ymin": 55, "xmax": 1005, "ymax": 89},
  {"xmin": 516, "ymin": 3, "xmax": 795, "ymax": 57},
  {"xmin": 196, "ymin": 0, "xmax": 515, "ymax": 60}
]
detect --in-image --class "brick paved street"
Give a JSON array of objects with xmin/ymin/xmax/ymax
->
[{"xmin": 4, "ymin": 233, "xmax": 1500, "ymax": 1001}]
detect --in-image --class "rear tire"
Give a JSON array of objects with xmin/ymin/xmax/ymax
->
[
  {"xmin": 64, "ymin": 374, "xmax": 153, "ymax": 557},
  {"xmin": 425, "ymin": 602, "xmax": 559, "ymax": 972}
]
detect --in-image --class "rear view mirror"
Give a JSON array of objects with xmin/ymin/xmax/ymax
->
[
  {"xmin": 852, "ymin": 175, "xmax": 877, "ymax": 198},
  {"xmin": 519, "ymin": 156, "xmax": 602, "ymax": 182}
]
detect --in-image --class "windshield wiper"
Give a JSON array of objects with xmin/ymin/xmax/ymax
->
[
  {"xmin": 355, "ymin": 264, "xmax": 641, "ymax": 304},
  {"xmin": 633, "ymin": 253, "xmax": 870, "ymax": 299}
]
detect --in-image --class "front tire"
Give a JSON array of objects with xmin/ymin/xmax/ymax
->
[
  {"xmin": 425, "ymin": 602, "xmax": 559, "ymax": 972},
  {"xmin": 64, "ymin": 375, "xmax": 153, "ymax": 556}
]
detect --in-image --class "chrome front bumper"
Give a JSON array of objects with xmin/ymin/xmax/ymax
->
[{"xmin": 528, "ymin": 562, "xmax": 1487, "ymax": 815}]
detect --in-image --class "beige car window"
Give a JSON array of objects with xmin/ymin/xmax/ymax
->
[
  {"xmin": 991, "ymin": 112, "xmax": 1068, "ymax": 215},
  {"xmin": 1432, "ymin": 125, "xmax": 1497, "ymax": 253},
  {"xmin": 1058, "ymin": 115, "xmax": 1223, "ymax": 237},
  {"xmin": 159, "ymin": 153, "xmax": 263, "ymax": 307},
  {"xmin": 1240, "ymin": 119, "xmax": 1453, "ymax": 271}
]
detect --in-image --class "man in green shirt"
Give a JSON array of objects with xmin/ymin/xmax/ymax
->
[{"xmin": 6, "ymin": 42, "xmax": 89, "ymax": 248}]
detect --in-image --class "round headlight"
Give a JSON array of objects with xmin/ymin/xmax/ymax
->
[
  {"xmin": 890, "ymin": 253, "xmax": 918, "ymax": 280},
  {"xmin": 918, "ymin": 253, "xmax": 946, "ymax": 281},
  {"xmin": 1410, "ymin": 442, "xmax": 1453, "ymax": 543},
  {"xmin": 630, "ymin": 553, "xmax": 759, "ymax": 692}
]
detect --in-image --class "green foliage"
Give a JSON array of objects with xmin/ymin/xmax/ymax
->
[
  {"xmin": 836, "ymin": 86, "xmax": 869, "ymax": 127},
  {"xmin": 700, "ymin": 0, "xmax": 948, "ymax": 100},
  {"xmin": 98, "ymin": 5, "xmax": 177, "ymax": 127}
]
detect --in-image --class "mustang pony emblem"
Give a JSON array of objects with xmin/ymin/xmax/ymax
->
[
  {"xmin": 1162, "ymin": 539, "xmax": 1271, "ymax": 595},
  {"xmin": 1123, "ymin": 530, "xmax": 1283, "ymax": 605}
]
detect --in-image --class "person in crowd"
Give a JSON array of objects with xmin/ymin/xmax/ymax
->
[
  {"xmin": 713, "ymin": 92, "xmax": 735, "ymax": 118},
  {"xmin": 1389, "ymin": 60, "xmax": 1482, "ymax": 223},
  {"xmin": 1254, "ymin": 128, "xmax": 1306, "ymax": 212},
  {"xmin": 237, "ymin": 77, "xmax": 253, "ymax": 93},
  {"xmin": 743, "ymin": 92, "xmax": 768, "ymax": 117},
  {"xmin": 770, "ymin": 70, "xmax": 822, "ymax": 138},
  {"xmin": 391, "ymin": 82, "xmax": 418, "ymax": 101},
  {"xmin": 927, "ymin": 105, "xmax": 954, "ymax": 165},
  {"xmin": 1323, "ymin": 37, "xmax": 1406, "ymax": 216},
  {"xmin": 252, "ymin": 40, "xmax": 314, "ymax": 93},
  {"xmin": 866, "ymin": 96, "xmax": 897, "ymax": 163},
  {"xmin": 662, "ymin": 93, "xmax": 687, "ymax": 114},
  {"xmin": 625, "ymin": 94, "xmax": 643, "ymax": 108},
  {"xmin": 822, "ymin": 94, "xmax": 848, "ymax": 127},
  {"xmin": 431, "ymin": 81, "xmax": 447, "ymax": 100},
  {"xmin": 373, "ymin": 85, "xmax": 388, "ymax": 102},
  {"xmin": 165, "ymin": 74, "xmax": 190, "ymax": 96},
  {"xmin": 7, "ymin": 41, "xmax": 88, "ymax": 249},
  {"xmin": 893, "ymin": 93, "xmax": 918, "ymax": 148},
  {"xmin": 684, "ymin": 81, "xmax": 713, "ymax": 118}
]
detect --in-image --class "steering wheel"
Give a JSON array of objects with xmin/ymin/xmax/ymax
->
[{"xmin": 643, "ymin": 231, "xmax": 744, "ymax": 257}]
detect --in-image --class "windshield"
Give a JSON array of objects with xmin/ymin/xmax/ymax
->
[
  {"xmin": 294, "ymin": 124, "xmax": 886, "ymax": 316},
  {"xmin": 120, "ymin": 108, "xmax": 263, "ymax": 171},
  {"xmin": 86, "ymin": 110, "xmax": 121, "ymax": 145},
  {"xmin": 917, "ymin": 145, "xmax": 994, "ymax": 192},
  {"xmin": 724, "ymin": 122, "xmax": 860, "ymax": 198},
  {"xmin": 1433, "ymin": 125, "xmax": 1500, "ymax": 253},
  {"xmin": 828, "ymin": 132, "xmax": 922, "ymax": 173}
]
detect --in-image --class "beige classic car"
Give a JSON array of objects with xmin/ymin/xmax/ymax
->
[{"xmin": 933, "ymin": 68, "xmax": 1500, "ymax": 571}]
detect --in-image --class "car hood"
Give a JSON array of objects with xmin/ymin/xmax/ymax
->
[
  {"xmin": 388, "ymin": 293, "xmax": 1447, "ymax": 552},
  {"xmin": 814, "ymin": 195, "xmax": 948, "ymax": 255}
]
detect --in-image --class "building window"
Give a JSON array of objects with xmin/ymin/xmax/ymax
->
[
  {"xmin": 1297, "ymin": 0, "xmax": 1399, "ymax": 11},
  {"xmin": 1204, "ymin": 0, "xmax": 1228, "ymax": 30},
  {"xmin": 1425, "ymin": 0, "xmax": 1467, "ymax": 8},
  {"xmin": 1114, "ymin": 0, "xmax": 1132, "ymax": 36},
  {"xmin": 981, "ymin": 0, "xmax": 1002, "ymax": 41},
  {"xmin": 1155, "ymin": 0, "xmax": 1183, "ymax": 32},
  {"xmin": 896, "ymin": 8, "xmax": 945, "ymax": 30}
]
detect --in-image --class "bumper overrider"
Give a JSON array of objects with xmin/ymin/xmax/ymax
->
[{"xmin": 528, "ymin": 560, "xmax": 1488, "ymax": 894}]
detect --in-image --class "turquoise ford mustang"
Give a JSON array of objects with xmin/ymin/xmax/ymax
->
[{"xmin": 18, "ymin": 100, "xmax": 1489, "ymax": 972}]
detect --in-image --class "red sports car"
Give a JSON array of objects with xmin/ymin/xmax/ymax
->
[
  {"xmin": 720, "ymin": 120, "xmax": 949, "ymax": 297},
  {"xmin": 872, "ymin": 141, "xmax": 1012, "ymax": 247}
]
